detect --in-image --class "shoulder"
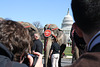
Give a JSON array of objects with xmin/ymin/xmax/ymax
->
[
  {"xmin": 0, "ymin": 59, "xmax": 28, "ymax": 67},
  {"xmin": 38, "ymin": 39, "xmax": 43, "ymax": 44},
  {"xmin": 35, "ymin": 39, "xmax": 40, "ymax": 42},
  {"xmin": 0, "ymin": 55, "xmax": 28, "ymax": 67},
  {"xmin": 91, "ymin": 43, "xmax": 100, "ymax": 52},
  {"xmin": 33, "ymin": 40, "xmax": 39, "ymax": 43},
  {"xmin": 52, "ymin": 42, "xmax": 56, "ymax": 46},
  {"xmin": 71, "ymin": 52, "xmax": 100, "ymax": 67},
  {"xmin": 12, "ymin": 62, "xmax": 28, "ymax": 67},
  {"xmin": 38, "ymin": 39, "xmax": 42, "ymax": 42}
]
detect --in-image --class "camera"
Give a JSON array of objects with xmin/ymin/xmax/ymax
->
[{"xmin": 23, "ymin": 54, "xmax": 38, "ymax": 67}]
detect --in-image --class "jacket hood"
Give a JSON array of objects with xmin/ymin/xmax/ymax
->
[{"xmin": 0, "ymin": 43, "xmax": 14, "ymax": 60}]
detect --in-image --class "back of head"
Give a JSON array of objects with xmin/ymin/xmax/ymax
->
[
  {"xmin": 0, "ymin": 20, "xmax": 33, "ymax": 61},
  {"xmin": 71, "ymin": 0, "xmax": 100, "ymax": 34}
]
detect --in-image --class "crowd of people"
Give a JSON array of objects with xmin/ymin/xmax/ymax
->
[{"xmin": 0, "ymin": 0, "xmax": 100, "ymax": 67}]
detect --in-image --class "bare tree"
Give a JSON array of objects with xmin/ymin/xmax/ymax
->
[
  {"xmin": 33, "ymin": 21, "xmax": 43, "ymax": 28},
  {"xmin": 33, "ymin": 21, "xmax": 44, "ymax": 40}
]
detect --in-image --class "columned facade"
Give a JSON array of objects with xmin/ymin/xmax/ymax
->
[{"xmin": 61, "ymin": 8, "xmax": 73, "ymax": 44}]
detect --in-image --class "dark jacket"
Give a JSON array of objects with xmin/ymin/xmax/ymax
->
[
  {"xmin": 87, "ymin": 32, "xmax": 100, "ymax": 52},
  {"xmin": 66, "ymin": 52, "xmax": 100, "ymax": 67},
  {"xmin": 0, "ymin": 43, "xmax": 28, "ymax": 67},
  {"xmin": 65, "ymin": 31, "xmax": 100, "ymax": 67}
]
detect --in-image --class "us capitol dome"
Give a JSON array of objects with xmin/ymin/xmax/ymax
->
[{"xmin": 61, "ymin": 8, "xmax": 73, "ymax": 44}]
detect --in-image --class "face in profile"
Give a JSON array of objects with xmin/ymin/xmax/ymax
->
[{"xmin": 34, "ymin": 33, "xmax": 39, "ymax": 40}]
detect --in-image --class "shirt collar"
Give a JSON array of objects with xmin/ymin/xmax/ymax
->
[{"xmin": 87, "ymin": 31, "xmax": 100, "ymax": 51}]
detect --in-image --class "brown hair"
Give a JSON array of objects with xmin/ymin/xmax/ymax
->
[{"xmin": 0, "ymin": 20, "xmax": 33, "ymax": 61}]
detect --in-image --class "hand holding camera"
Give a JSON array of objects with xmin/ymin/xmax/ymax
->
[{"xmin": 23, "ymin": 52, "xmax": 43, "ymax": 67}]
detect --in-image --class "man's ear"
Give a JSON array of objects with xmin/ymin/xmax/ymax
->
[{"xmin": 72, "ymin": 23, "xmax": 83, "ymax": 37}]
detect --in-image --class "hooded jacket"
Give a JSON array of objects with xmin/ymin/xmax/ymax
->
[{"xmin": 0, "ymin": 43, "xmax": 28, "ymax": 67}]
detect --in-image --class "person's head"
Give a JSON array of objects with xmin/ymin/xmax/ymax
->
[
  {"xmin": 0, "ymin": 20, "xmax": 33, "ymax": 62},
  {"xmin": 71, "ymin": 0, "xmax": 100, "ymax": 35},
  {"xmin": 34, "ymin": 33, "xmax": 40, "ymax": 40},
  {"xmin": 52, "ymin": 36, "xmax": 57, "ymax": 43}
]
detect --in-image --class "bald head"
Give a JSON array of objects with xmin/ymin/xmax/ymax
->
[{"xmin": 34, "ymin": 33, "xmax": 40, "ymax": 40}]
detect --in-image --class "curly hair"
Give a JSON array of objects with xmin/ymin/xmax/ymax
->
[{"xmin": 0, "ymin": 20, "xmax": 33, "ymax": 61}]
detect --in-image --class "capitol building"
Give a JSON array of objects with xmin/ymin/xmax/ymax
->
[{"xmin": 61, "ymin": 8, "xmax": 73, "ymax": 44}]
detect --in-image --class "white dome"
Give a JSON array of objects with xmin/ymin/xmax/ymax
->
[
  {"xmin": 61, "ymin": 8, "xmax": 73, "ymax": 43},
  {"xmin": 62, "ymin": 12, "xmax": 73, "ymax": 25},
  {"xmin": 61, "ymin": 9, "xmax": 73, "ymax": 29}
]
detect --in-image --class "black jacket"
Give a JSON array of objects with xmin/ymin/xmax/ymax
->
[
  {"xmin": 0, "ymin": 43, "xmax": 28, "ymax": 67},
  {"xmin": 66, "ymin": 31, "xmax": 100, "ymax": 67},
  {"xmin": 87, "ymin": 31, "xmax": 100, "ymax": 52}
]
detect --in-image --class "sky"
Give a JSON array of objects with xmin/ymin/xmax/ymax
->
[{"xmin": 0, "ymin": 0, "xmax": 74, "ymax": 28}]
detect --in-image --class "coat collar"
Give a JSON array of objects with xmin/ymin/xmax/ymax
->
[
  {"xmin": 0, "ymin": 43, "xmax": 14, "ymax": 60},
  {"xmin": 87, "ymin": 31, "xmax": 100, "ymax": 51}
]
